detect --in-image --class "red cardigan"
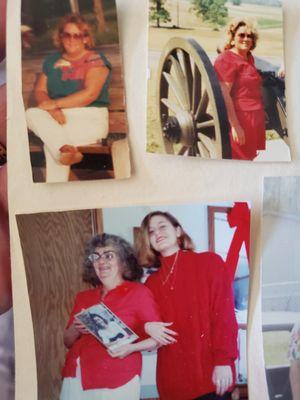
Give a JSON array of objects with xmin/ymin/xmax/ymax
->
[
  {"xmin": 62, "ymin": 281, "xmax": 160, "ymax": 390},
  {"xmin": 145, "ymin": 250, "xmax": 238, "ymax": 400}
]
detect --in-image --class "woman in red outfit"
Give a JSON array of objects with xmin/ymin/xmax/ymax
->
[
  {"xmin": 60, "ymin": 233, "xmax": 162, "ymax": 400},
  {"xmin": 214, "ymin": 19, "xmax": 265, "ymax": 160},
  {"xmin": 137, "ymin": 211, "xmax": 238, "ymax": 400}
]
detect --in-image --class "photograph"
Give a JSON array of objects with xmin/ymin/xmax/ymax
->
[
  {"xmin": 16, "ymin": 201, "xmax": 250, "ymax": 399},
  {"xmin": 262, "ymin": 176, "xmax": 300, "ymax": 400},
  {"xmin": 21, "ymin": 0, "xmax": 131, "ymax": 183},
  {"xmin": 0, "ymin": 0, "xmax": 15, "ymax": 398},
  {"xmin": 147, "ymin": 0, "xmax": 291, "ymax": 162},
  {"xmin": 76, "ymin": 302, "xmax": 139, "ymax": 350}
]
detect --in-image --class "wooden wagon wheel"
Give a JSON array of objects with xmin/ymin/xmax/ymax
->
[{"xmin": 157, "ymin": 37, "xmax": 231, "ymax": 159}]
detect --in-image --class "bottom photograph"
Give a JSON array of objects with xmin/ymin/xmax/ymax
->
[
  {"xmin": 16, "ymin": 201, "xmax": 250, "ymax": 400},
  {"xmin": 262, "ymin": 176, "xmax": 300, "ymax": 400}
]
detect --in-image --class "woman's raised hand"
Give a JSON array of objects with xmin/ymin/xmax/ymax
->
[
  {"xmin": 145, "ymin": 322, "xmax": 178, "ymax": 345},
  {"xmin": 212, "ymin": 365, "xmax": 233, "ymax": 396},
  {"xmin": 232, "ymin": 125, "xmax": 245, "ymax": 145}
]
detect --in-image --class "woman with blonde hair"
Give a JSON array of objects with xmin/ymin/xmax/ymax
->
[
  {"xmin": 26, "ymin": 13, "xmax": 111, "ymax": 182},
  {"xmin": 137, "ymin": 211, "xmax": 238, "ymax": 400},
  {"xmin": 214, "ymin": 18, "xmax": 265, "ymax": 160}
]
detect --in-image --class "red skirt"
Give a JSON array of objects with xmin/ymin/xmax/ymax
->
[{"xmin": 231, "ymin": 108, "xmax": 265, "ymax": 160}]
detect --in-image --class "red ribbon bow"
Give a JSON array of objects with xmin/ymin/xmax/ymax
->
[{"xmin": 226, "ymin": 202, "xmax": 250, "ymax": 281}]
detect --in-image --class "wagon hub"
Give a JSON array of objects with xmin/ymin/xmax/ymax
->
[{"xmin": 163, "ymin": 112, "xmax": 195, "ymax": 146}]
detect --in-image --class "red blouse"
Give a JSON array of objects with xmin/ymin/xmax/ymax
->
[
  {"xmin": 214, "ymin": 50, "xmax": 264, "ymax": 112},
  {"xmin": 62, "ymin": 281, "xmax": 160, "ymax": 390},
  {"xmin": 145, "ymin": 250, "xmax": 238, "ymax": 400}
]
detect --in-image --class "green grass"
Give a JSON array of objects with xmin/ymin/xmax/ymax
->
[
  {"xmin": 263, "ymin": 331, "xmax": 290, "ymax": 367},
  {"xmin": 257, "ymin": 18, "xmax": 283, "ymax": 29}
]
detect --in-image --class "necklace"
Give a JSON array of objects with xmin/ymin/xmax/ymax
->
[{"xmin": 161, "ymin": 251, "xmax": 179, "ymax": 288}]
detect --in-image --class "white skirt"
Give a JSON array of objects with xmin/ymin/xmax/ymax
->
[{"xmin": 60, "ymin": 358, "xmax": 140, "ymax": 400}]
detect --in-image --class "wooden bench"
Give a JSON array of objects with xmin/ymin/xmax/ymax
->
[{"xmin": 22, "ymin": 44, "xmax": 130, "ymax": 181}]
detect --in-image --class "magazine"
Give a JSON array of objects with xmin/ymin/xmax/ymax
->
[{"xmin": 75, "ymin": 303, "xmax": 139, "ymax": 351}]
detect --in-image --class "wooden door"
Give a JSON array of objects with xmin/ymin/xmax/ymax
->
[{"xmin": 17, "ymin": 209, "xmax": 102, "ymax": 400}]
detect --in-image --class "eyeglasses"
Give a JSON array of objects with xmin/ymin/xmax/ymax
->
[
  {"xmin": 60, "ymin": 32, "xmax": 87, "ymax": 41},
  {"xmin": 237, "ymin": 33, "xmax": 254, "ymax": 40},
  {"xmin": 88, "ymin": 251, "xmax": 116, "ymax": 263}
]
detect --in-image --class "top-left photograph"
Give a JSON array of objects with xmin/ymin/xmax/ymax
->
[{"xmin": 21, "ymin": 0, "xmax": 131, "ymax": 183}]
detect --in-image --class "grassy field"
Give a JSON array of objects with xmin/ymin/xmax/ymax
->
[
  {"xmin": 263, "ymin": 330, "xmax": 290, "ymax": 367},
  {"xmin": 147, "ymin": 1, "xmax": 284, "ymax": 154}
]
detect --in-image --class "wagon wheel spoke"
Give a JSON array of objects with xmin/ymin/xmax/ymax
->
[
  {"xmin": 163, "ymin": 137, "xmax": 175, "ymax": 154},
  {"xmin": 196, "ymin": 119, "xmax": 215, "ymax": 130},
  {"xmin": 198, "ymin": 133, "xmax": 218, "ymax": 158},
  {"xmin": 161, "ymin": 98, "xmax": 183, "ymax": 115},
  {"xmin": 163, "ymin": 71, "xmax": 189, "ymax": 111},
  {"xmin": 177, "ymin": 49, "xmax": 193, "ymax": 108},
  {"xmin": 178, "ymin": 146, "xmax": 189, "ymax": 156},
  {"xmin": 190, "ymin": 55, "xmax": 201, "ymax": 115},
  {"xmin": 168, "ymin": 55, "xmax": 190, "ymax": 110},
  {"xmin": 195, "ymin": 90, "xmax": 209, "ymax": 121}
]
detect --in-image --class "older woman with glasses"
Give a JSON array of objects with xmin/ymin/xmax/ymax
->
[
  {"xmin": 26, "ymin": 13, "xmax": 111, "ymax": 182},
  {"xmin": 60, "ymin": 233, "xmax": 164, "ymax": 400},
  {"xmin": 214, "ymin": 18, "xmax": 265, "ymax": 160}
]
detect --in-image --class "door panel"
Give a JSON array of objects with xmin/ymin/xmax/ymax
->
[{"xmin": 17, "ymin": 209, "xmax": 102, "ymax": 400}]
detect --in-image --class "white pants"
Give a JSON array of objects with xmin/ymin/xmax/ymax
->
[
  {"xmin": 60, "ymin": 359, "xmax": 140, "ymax": 400},
  {"xmin": 26, "ymin": 107, "xmax": 109, "ymax": 183}
]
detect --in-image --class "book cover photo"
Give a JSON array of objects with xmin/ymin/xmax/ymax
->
[{"xmin": 75, "ymin": 302, "xmax": 139, "ymax": 351}]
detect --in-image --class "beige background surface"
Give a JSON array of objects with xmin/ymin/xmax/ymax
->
[{"xmin": 6, "ymin": 0, "xmax": 300, "ymax": 399}]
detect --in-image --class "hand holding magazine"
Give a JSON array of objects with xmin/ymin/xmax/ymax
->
[{"xmin": 75, "ymin": 302, "xmax": 139, "ymax": 351}]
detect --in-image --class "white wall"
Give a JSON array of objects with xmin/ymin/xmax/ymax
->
[{"xmin": 103, "ymin": 202, "xmax": 212, "ymax": 250}]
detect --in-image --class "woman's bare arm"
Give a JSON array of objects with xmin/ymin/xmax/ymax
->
[
  {"xmin": 34, "ymin": 73, "xmax": 51, "ymax": 105},
  {"xmin": 39, "ymin": 66, "xmax": 109, "ymax": 110},
  {"xmin": 108, "ymin": 338, "xmax": 159, "ymax": 359},
  {"xmin": 219, "ymin": 81, "xmax": 245, "ymax": 145},
  {"xmin": 34, "ymin": 74, "xmax": 66, "ymax": 124}
]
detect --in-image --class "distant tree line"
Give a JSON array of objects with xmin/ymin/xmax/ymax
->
[
  {"xmin": 21, "ymin": 0, "xmax": 109, "ymax": 34},
  {"xmin": 149, "ymin": 0, "xmax": 229, "ymax": 29},
  {"xmin": 238, "ymin": 0, "xmax": 282, "ymax": 6}
]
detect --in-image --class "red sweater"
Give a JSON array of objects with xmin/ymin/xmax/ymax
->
[
  {"xmin": 145, "ymin": 250, "xmax": 238, "ymax": 400},
  {"xmin": 62, "ymin": 281, "xmax": 160, "ymax": 390}
]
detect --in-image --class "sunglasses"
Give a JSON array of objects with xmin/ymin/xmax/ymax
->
[
  {"xmin": 60, "ymin": 32, "xmax": 87, "ymax": 41},
  {"xmin": 237, "ymin": 33, "xmax": 254, "ymax": 40},
  {"xmin": 88, "ymin": 251, "xmax": 116, "ymax": 263}
]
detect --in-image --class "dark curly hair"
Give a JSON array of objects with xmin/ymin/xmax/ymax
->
[{"xmin": 83, "ymin": 233, "xmax": 143, "ymax": 287}]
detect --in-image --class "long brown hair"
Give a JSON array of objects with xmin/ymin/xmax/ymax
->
[{"xmin": 136, "ymin": 211, "xmax": 195, "ymax": 267}]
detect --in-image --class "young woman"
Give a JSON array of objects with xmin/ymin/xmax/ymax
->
[
  {"xmin": 214, "ymin": 19, "xmax": 265, "ymax": 160},
  {"xmin": 137, "ymin": 211, "xmax": 238, "ymax": 400},
  {"xmin": 60, "ymin": 233, "xmax": 162, "ymax": 400},
  {"xmin": 26, "ymin": 13, "xmax": 111, "ymax": 182}
]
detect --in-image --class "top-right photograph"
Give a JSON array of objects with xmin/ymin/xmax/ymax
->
[{"xmin": 147, "ymin": 0, "xmax": 291, "ymax": 162}]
